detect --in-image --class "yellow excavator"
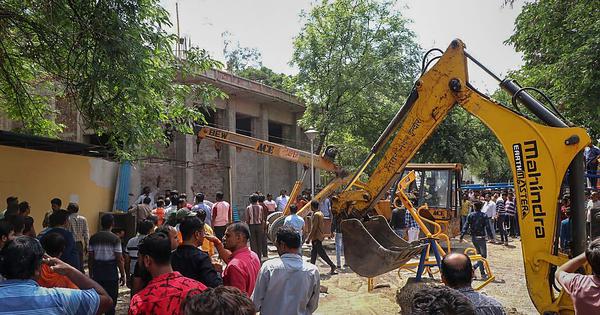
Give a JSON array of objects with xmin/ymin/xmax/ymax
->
[{"xmin": 333, "ymin": 39, "xmax": 589, "ymax": 314}]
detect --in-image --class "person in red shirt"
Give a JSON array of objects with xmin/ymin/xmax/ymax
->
[
  {"xmin": 129, "ymin": 231, "xmax": 206, "ymax": 315},
  {"xmin": 556, "ymin": 238, "xmax": 600, "ymax": 314},
  {"xmin": 153, "ymin": 200, "xmax": 165, "ymax": 226},
  {"xmin": 206, "ymin": 222, "xmax": 260, "ymax": 296}
]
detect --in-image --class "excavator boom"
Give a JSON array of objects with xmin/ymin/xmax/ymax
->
[{"xmin": 334, "ymin": 39, "xmax": 590, "ymax": 314}]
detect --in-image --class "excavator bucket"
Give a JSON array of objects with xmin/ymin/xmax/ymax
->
[{"xmin": 342, "ymin": 216, "xmax": 427, "ymax": 278}]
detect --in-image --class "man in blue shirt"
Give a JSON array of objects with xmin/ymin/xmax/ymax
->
[
  {"xmin": 39, "ymin": 210, "xmax": 80, "ymax": 269},
  {"xmin": 252, "ymin": 226, "xmax": 320, "ymax": 315},
  {"xmin": 560, "ymin": 209, "xmax": 572, "ymax": 254},
  {"xmin": 460, "ymin": 201, "xmax": 494, "ymax": 279},
  {"xmin": 585, "ymin": 143, "xmax": 600, "ymax": 188},
  {"xmin": 319, "ymin": 197, "xmax": 331, "ymax": 218},
  {"xmin": 192, "ymin": 193, "xmax": 212, "ymax": 227},
  {"xmin": 0, "ymin": 236, "xmax": 113, "ymax": 315},
  {"xmin": 440, "ymin": 253, "xmax": 505, "ymax": 314},
  {"xmin": 283, "ymin": 204, "xmax": 305, "ymax": 242}
]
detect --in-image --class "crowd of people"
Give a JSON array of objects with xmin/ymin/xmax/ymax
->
[
  {"xmin": 2, "ymin": 182, "xmax": 600, "ymax": 315},
  {"xmin": 0, "ymin": 187, "xmax": 341, "ymax": 315}
]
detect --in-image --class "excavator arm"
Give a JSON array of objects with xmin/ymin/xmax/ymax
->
[{"xmin": 334, "ymin": 39, "xmax": 589, "ymax": 314}]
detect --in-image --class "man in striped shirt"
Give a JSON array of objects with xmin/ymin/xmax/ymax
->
[
  {"xmin": 496, "ymin": 192, "xmax": 509, "ymax": 246},
  {"xmin": 88, "ymin": 214, "xmax": 125, "ymax": 315},
  {"xmin": 245, "ymin": 194, "xmax": 265, "ymax": 260},
  {"xmin": 505, "ymin": 192, "xmax": 519, "ymax": 237}
]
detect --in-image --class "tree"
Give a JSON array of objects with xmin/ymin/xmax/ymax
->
[
  {"xmin": 222, "ymin": 32, "xmax": 263, "ymax": 73},
  {"xmin": 236, "ymin": 66, "xmax": 300, "ymax": 95},
  {"xmin": 507, "ymin": 0, "xmax": 600, "ymax": 138},
  {"xmin": 292, "ymin": 0, "xmax": 421, "ymax": 168},
  {"xmin": 413, "ymin": 106, "xmax": 512, "ymax": 183},
  {"xmin": 221, "ymin": 34, "xmax": 299, "ymax": 95},
  {"xmin": 0, "ymin": 0, "xmax": 225, "ymax": 160}
]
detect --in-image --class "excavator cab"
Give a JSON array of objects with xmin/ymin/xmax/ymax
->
[{"xmin": 393, "ymin": 163, "xmax": 463, "ymax": 236}]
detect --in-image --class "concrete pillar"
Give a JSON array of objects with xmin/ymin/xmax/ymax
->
[
  {"xmin": 257, "ymin": 104, "xmax": 270, "ymax": 194},
  {"xmin": 174, "ymin": 96, "xmax": 195, "ymax": 199},
  {"xmin": 223, "ymin": 99, "xmax": 237, "ymax": 204},
  {"xmin": 175, "ymin": 132, "xmax": 194, "ymax": 198},
  {"xmin": 282, "ymin": 118, "xmax": 307, "ymax": 192}
]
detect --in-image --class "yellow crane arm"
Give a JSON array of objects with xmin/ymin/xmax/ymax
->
[{"xmin": 197, "ymin": 125, "xmax": 345, "ymax": 176}]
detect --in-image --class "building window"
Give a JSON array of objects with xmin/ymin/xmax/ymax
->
[
  {"xmin": 236, "ymin": 115, "xmax": 252, "ymax": 137},
  {"xmin": 268, "ymin": 121, "xmax": 283, "ymax": 144}
]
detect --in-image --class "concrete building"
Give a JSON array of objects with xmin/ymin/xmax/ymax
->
[
  {"xmin": 1, "ymin": 68, "xmax": 310, "ymax": 230},
  {"xmin": 138, "ymin": 69, "xmax": 309, "ymax": 211}
]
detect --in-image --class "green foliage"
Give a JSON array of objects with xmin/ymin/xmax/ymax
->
[
  {"xmin": 0, "ymin": 0, "xmax": 225, "ymax": 160},
  {"xmin": 222, "ymin": 32, "xmax": 263, "ymax": 73},
  {"xmin": 413, "ymin": 107, "xmax": 512, "ymax": 183},
  {"xmin": 292, "ymin": 0, "xmax": 421, "ymax": 168},
  {"xmin": 236, "ymin": 66, "xmax": 300, "ymax": 95},
  {"xmin": 221, "ymin": 35, "xmax": 299, "ymax": 96},
  {"xmin": 507, "ymin": 0, "xmax": 600, "ymax": 138}
]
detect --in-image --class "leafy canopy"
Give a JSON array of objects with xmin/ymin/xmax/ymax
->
[
  {"xmin": 507, "ymin": 0, "xmax": 600, "ymax": 138},
  {"xmin": 222, "ymin": 35, "xmax": 299, "ymax": 95},
  {"xmin": 292, "ymin": 0, "xmax": 421, "ymax": 168},
  {"xmin": 0, "ymin": 0, "xmax": 225, "ymax": 160}
]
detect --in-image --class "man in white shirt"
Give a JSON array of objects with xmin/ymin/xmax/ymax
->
[
  {"xmin": 586, "ymin": 192, "xmax": 600, "ymax": 236},
  {"xmin": 481, "ymin": 193, "xmax": 497, "ymax": 242},
  {"xmin": 191, "ymin": 193, "xmax": 212, "ymax": 227},
  {"xmin": 275, "ymin": 190, "xmax": 290, "ymax": 212},
  {"xmin": 252, "ymin": 225, "xmax": 320, "ymax": 315},
  {"xmin": 283, "ymin": 205, "xmax": 305, "ymax": 243},
  {"xmin": 132, "ymin": 186, "xmax": 156, "ymax": 209},
  {"xmin": 264, "ymin": 194, "xmax": 277, "ymax": 214}
]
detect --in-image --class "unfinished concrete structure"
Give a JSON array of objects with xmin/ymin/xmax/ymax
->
[
  {"xmin": 1, "ymin": 69, "xmax": 309, "ymax": 214},
  {"xmin": 140, "ymin": 69, "xmax": 308, "ymax": 211}
]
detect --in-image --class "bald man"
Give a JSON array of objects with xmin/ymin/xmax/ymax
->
[{"xmin": 440, "ymin": 253, "xmax": 505, "ymax": 315}]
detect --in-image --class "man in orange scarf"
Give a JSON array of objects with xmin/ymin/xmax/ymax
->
[{"xmin": 38, "ymin": 232, "xmax": 78, "ymax": 289}]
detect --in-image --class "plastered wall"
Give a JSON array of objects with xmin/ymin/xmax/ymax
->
[{"xmin": 0, "ymin": 145, "xmax": 118, "ymax": 234}]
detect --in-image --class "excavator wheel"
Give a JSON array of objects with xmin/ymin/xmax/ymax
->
[
  {"xmin": 341, "ymin": 215, "xmax": 427, "ymax": 278},
  {"xmin": 267, "ymin": 213, "xmax": 285, "ymax": 242}
]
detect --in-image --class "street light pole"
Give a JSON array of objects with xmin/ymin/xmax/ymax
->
[{"xmin": 304, "ymin": 128, "xmax": 319, "ymax": 198}]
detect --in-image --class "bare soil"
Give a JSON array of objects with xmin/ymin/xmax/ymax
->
[
  {"xmin": 312, "ymin": 237, "xmax": 538, "ymax": 315},
  {"xmin": 115, "ymin": 237, "xmax": 539, "ymax": 314}
]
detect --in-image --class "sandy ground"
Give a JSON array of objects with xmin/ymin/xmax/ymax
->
[
  {"xmin": 313, "ymin": 238, "xmax": 538, "ymax": 315},
  {"xmin": 115, "ymin": 236, "xmax": 539, "ymax": 315}
]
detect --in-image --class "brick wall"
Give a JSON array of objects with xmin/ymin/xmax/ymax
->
[{"xmin": 192, "ymin": 140, "xmax": 226, "ymax": 203}]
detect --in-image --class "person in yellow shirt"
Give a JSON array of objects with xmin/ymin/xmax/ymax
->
[
  {"xmin": 460, "ymin": 193, "xmax": 472, "ymax": 231},
  {"xmin": 198, "ymin": 209, "xmax": 215, "ymax": 256},
  {"xmin": 175, "ymin": 209, "xmax": 215, "ymax": 257}
]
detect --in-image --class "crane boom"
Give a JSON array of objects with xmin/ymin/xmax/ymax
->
[{"xmin": 197, "ymin": 125, "xmax": 345, "ymax": 176}]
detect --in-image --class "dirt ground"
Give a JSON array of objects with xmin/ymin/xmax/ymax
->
[
  {"xmin": 312, "ymin": 238, "xmax": 538, "ymax": 315},
  {"xmin": 115, "ymin": 237, "xmax": 539, "ymax": 315}
]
